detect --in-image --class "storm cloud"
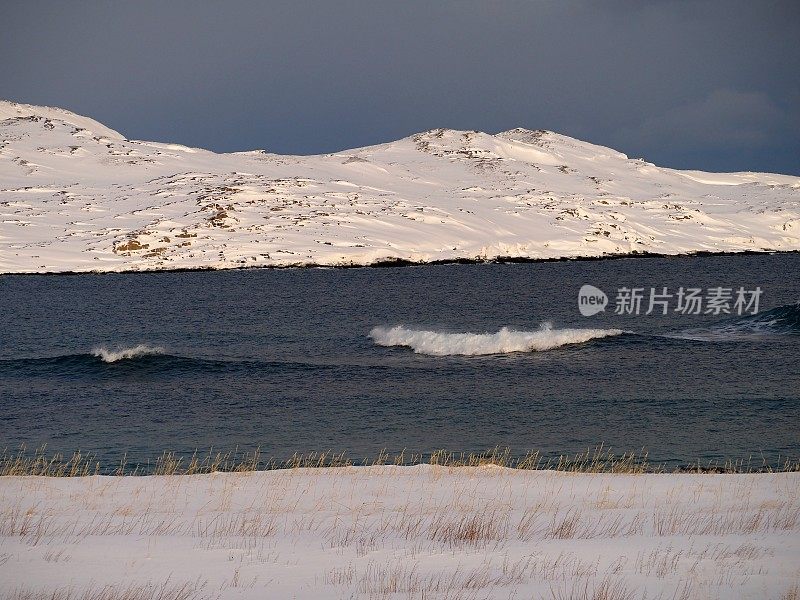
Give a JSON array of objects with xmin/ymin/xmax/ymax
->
[{"xmin": 2, "ymin": 0, "xmax": 798, "ymax": 174}]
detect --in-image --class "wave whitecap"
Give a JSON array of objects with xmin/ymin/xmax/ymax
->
[
  {"xmin": 369, "ymin": 324, "xmax": 623, "ymax": 356},
  {"xmin": 91, "ymin": 344, "xmax": 165, "ymax": 363}
]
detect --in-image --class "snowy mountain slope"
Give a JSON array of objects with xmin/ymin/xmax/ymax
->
[
  {"xmin": 0, "ymin": 100, "xmax": 125, "ymax": 141},
  {"xmin": 1, "ymin": 100, "xmax": 798, "ymax": 273}
]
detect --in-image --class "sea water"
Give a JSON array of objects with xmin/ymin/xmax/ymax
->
[{"xmin": 1, "ymin": 254, "xmax": 798, "ymax": 468}]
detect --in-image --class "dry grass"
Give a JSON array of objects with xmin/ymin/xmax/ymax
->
[
  {"xmin": 324, "ymin": 557, "xmax": 582, "ymax": 598},
  {"xmin": 783, "ymin": 584, "xmax": 800, "ymax": 600},
  {"xmin": 5, "ymin": 580, "xmax": 209, "ymax": 600},
  {"xmin": 2, "ymin": 444, "xmax": 797, "ymax": 477},
  {"xmin": 548, "ymin": 576, "xmax": 637, "ymax": 600},
  {"xmin": 0, "ymin": 447, "xmax": 100, "ymax": 477},
  {"xmin": 428, "ymin": 508, "xmax": 509, "ymax": 549}
]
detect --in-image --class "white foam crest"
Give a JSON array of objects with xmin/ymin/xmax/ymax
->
[
  {"xmin": 369, "ymin": 324, "xmax": 623, "ymax": 356},
  {"xmin": 91, "ymin": 344, "xmax": 165, "ymax": 363}
]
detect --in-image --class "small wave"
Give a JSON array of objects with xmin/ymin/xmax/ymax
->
[
  {"xmin": 91, "ymin": 344, "xmax": 165, "ymax": 363},
  {"xmin": 369, "ymin": 324, "xmax": 623, "ymax": 356},
  {"xmin": 728, "ymin": 302, "xmax": 800, "ymax": 334},
  {"xmin": 671, "ymin": 302, "xmax": 800, "ymax": 341}
]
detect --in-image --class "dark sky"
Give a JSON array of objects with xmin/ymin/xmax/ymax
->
[{"xmin": 2, "ymin": 1, "xmax": 799, "ymax": 174}]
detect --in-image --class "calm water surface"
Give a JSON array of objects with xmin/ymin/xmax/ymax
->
[{"xmin": 1, "ymin": 254, "xmax": 798, "ymax": 468}]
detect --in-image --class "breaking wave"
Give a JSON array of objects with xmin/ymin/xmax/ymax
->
[
  {"xmin": 91, "ymin": 344, "xmax": 165, "ymax": 363},
  {"xmin": 369, "ymin": 323, "xmax": 624, "ymax": 356}
]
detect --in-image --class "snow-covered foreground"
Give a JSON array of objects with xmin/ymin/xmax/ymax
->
[
  {"xmin": 1, "ymin": 100, "xmax": 799, "ymax": 273},
  {"xmin": 1, "ymin": 467, "xmax": 798, "ymax": 599}
]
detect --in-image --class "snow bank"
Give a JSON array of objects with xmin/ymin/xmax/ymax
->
[{"xmin": 1, "ymin": 467, "xmax": 797, "ymax": 599}]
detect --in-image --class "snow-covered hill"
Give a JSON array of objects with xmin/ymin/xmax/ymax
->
[{"xmin": 1, "ymin": 100, "xmax": 798, "ymax": 273}]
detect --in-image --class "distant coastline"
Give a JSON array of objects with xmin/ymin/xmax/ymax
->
[{"xmin": 5, "ymin": 248, "xmax": 799, "ymax": 277}]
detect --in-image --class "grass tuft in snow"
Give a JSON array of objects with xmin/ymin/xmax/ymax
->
[{"xmin": 6, "ymin": 580, "xmax": 208, "ymax": 600}]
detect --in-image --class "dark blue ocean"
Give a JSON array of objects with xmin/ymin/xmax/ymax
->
[{"xmin": 1, "ymin": 254, "xmax": 798, "ymax": 468}]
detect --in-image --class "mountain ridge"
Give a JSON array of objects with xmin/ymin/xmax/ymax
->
[{"xmin": 1, "ymin": 100, "xmax": 798, "ymax": 273}]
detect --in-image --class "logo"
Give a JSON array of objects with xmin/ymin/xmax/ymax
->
[
  {"xmin": 578, "ymin": 284, "xmax": 608, "ymax": 316},
  {"xmin": 577, "ymin": 284, "xmax": 762, "ymax": 316}
]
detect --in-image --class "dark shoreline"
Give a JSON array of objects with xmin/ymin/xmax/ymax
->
[{"xmin": 4, "ymin": 248, "xmax": 799, "ymax": 277}]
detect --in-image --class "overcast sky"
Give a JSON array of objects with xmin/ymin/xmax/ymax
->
[{"xmin": 2, "ymin": 1, "xmax": 798, "ymax": 174}]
